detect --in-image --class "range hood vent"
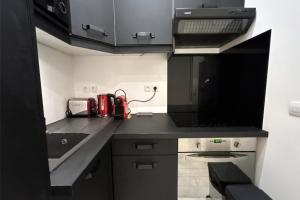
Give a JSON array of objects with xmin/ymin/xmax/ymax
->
[{"xmin": 174, "ymin": 8, "xmax": 256, "ymax": 48}]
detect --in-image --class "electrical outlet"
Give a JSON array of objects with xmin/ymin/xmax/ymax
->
[
  {"xmin": 83, "ymin": 86, "xmax": 90, "ymax": 93},
  {"xmin": 91, "ymin": 86, "xmax": 98, "ymax": 93},
  {"xmin": 144, "ymin": 85, "xmax": 158, "ymax": 92}
]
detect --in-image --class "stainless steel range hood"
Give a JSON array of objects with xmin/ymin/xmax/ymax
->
[{"xmin": 173, "ymin": 8, "xmax": 256, "ymax": 48}]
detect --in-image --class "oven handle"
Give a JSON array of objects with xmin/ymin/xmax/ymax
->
[{"xmin": 185, "ymin": 153, "xmax": 248, "ymax": 163}]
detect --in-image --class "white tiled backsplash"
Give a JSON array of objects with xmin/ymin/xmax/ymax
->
[
  {"xmin": 38, "ymin": 43, "xmax": 74, "ymax": 125},
  {"xmin": 72, "ymin": 54, "xmax": 168, "ymax": 114},
  {"xmin": 38, "ymin": 43, "xmax": 168, "ymax": 124}
]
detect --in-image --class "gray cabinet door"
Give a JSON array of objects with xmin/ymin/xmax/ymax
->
[
  {"xmin": 73, "ymin": 144, "xmax": 113, "ymax": 200},
  {"xmin": 113, "ymin": 155, "xmax": 178, "ymax": 200},
  {"xmin": 70, "ymin": 0, "xmax": 114, "ymax": 45},
  {"xmin": 115, "ymin": 0, "xmax": 173, "ymax": 46}
]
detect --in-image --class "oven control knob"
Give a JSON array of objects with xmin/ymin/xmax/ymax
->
[{"xmin": 234, "ymin": 141, "xmax": 240, "ymax": 148}]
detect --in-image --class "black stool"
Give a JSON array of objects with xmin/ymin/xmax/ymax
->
[
  {"xmin": 226, "ymin": 184, "xmax": 272, "ymax": 200},
  {"xmin": 208, "ymin": 162, "xmax": 252, "ymax": 195}
]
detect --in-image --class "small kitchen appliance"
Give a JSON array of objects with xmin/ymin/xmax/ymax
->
[
  {"xmin": 113, "ymin": 95, "xmax": 129, "ymax": 119},
  {"xmin": 97, "ymin": 94, "xmax": 115, "ymax": 117},
  {"xmin": 111, "ymin": 87, "xmax": 157, "ymax": 119},
  {"xmin": 66, "ymin": 98, "xmax": 97, "ymax": 118}
]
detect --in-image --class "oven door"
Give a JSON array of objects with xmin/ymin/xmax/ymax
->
[{"xmin": 178, "ymin": 152, "xmax": 255, "ymax": 200}]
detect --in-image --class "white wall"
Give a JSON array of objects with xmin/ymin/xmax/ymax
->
[
  {"xmin": 72, "ymin": 54, "xmax": 168, "ymax": 113},
  {"xmin": 38, "ymin": 42, "xmax": 168, "ymax": 123},
  {"xmin": 37, "ymin": 43, "xmax": 74, "ymax": 124},
  {"xmin": 237, "ymin": 1, "xmax": 300, "ymax": 199}
]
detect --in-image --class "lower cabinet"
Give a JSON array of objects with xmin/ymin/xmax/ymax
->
[
  {"xmin": 72, "ymin": 144, "xmax": 113, "ymax": 200},
  {"xmin": 113, "ymin": 139, "xmax": 178, "ymax": 200}
]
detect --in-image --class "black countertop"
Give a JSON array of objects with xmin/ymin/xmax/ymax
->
[
  {"xmin": 46, "ymin": 117, "xmax": 113, "ymax": 135},
  {"xmin": 47, "ymin": 118, "xmax": 116, "ymax": 171},
  {"xmin": 114, "ymin": 113, "xmax": 268, "ymax": 139},
  {"xmin": 48, "ymin": 113, "xmax": 268, "ymax": 190},
  {"xmin": 48, "ymin": 118, "xmax": 121, "ymax": 190}
]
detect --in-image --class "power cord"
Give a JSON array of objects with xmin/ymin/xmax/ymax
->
[{"xmin": 128, "ymin": 86, "xmax": 157, "ymax": 105}]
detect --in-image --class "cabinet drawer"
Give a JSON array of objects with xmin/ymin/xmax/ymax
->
[
  {"xmin": 113, "ymin": 155, "xmax": 177, "ymax": 200},
  {"xmin": 112, "ymin": 139, "xmax": 177, "ymax": 155}
]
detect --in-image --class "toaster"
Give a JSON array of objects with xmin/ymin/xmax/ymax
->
[{"xmin": 66, "ymin": 98, "xmax": 97, "ymax": 118}]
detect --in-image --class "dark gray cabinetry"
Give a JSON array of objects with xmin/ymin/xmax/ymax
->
[
  {"xmin": 113, "ymin": 155, "xmax": 177, "ymax": 200},
  {"xmin": 113, "ymin": 139, "xmax": 177, "ymax": 155},
  {"xmin": 70, "ymin": 0, "xmax": 115, "ymax": 45},
  {"xmin": 34, "ymin": 0, "xmax": 174, "ymax": 52},
  {"xmin": 73, "ymin": 144, "xmax": 113, "ymax": 200},
  {"xmin": 114, "ymin": 0, "xmax": 173, "ymax": 46},
  {"xmin": 112, "ymin": 139, "xmax": 178, "ymax": 200}
]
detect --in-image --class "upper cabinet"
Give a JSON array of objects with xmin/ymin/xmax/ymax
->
[
  {"xmin": 70, "ymin": 0, "xmax": 115, "ymax": 45},
  {"xmin": 114, "ymin": 0, "xmax": 173, "ymax": 46},
  {"xmin": 34, "ymin": 0, "xmax": 173, "ymax": 52}
]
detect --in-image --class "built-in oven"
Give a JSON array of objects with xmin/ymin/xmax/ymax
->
[{"xmin": 178, "ymin": 138, "xmax": 257, "ymax": 200}]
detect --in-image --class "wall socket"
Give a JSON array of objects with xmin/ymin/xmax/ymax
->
[
  {"xmin": 82, "ymin": 86, "xmax": 90, "ymax": 93},
  {"xmin": 91, "ymin": 86, "xmax": 98, "ymax": 93},
  {"xmin": 144, "ymin": 85, "xmax": 158, "ymax": 92},
  {"xmin": 82, "ymin": 85, "xmax": 98, "ymax": 94}
]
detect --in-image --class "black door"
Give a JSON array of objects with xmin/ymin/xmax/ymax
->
[
  {"xmin": 70, "ymin": 0, "xmax": 115, "ymax": 45},
  {"xmin": 73, "ymin": 144, "xmax": 113, "ymax": 200},
  {"xmin": 1, "ymin": 0, "xmax": 50, "ymax": 200},
  {"xmin": 115, "ymin": 0, "xmax": 172, "ymax": 46}
]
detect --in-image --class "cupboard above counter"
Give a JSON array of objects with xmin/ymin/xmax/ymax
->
[
  {"xmin": 70, "ymin": 0, "xmax": 115, "ymax": 45},
  {"xmin": 114, "ymin": 0, "xmax": 172, "ymax": 47},
  {"xmin": 33, "ymin": 0, "xmax": 249, "ymax": 54},
  {"xmin": 33, "ymin": 0, "xmax": 173, "ymax": 53}
]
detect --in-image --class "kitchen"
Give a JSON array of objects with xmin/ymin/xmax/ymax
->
[{"xmin": 1, "ymin": 1, "xmax": 300, "ymax": 200}]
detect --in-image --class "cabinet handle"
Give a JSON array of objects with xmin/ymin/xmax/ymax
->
[
  {"xmin": 134, "ymin": 162, "xmax": 157, "ymax": 170},
  {"xmin": 132, "ymin": 32, "xmax": 155, "ymax": 39},
  {"xmin": 84, "ymin": 173, "xmax": 93, "ymax": 180},
  {"xmin": 82, "ymin": 24, "xmax": 108, "ymax": 37},
  {"xmin": 84, "ymin": 159, "xmax": 101, "ymax": 180},
  {"xmin": 135, "ymin": 143, "xmax": 155, "ymax": 150}
]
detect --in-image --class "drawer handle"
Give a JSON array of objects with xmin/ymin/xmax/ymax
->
[
  {"xmin": 132, "ymin": 32, "xmax": 155, "ymax": 39},
  {"xmin": 135, "ymin": 143, "xmax": 155, "ymax": 150},
  {"xmin": 134, "ymin": 162, "xmax": 157, "ymax": 170},
  {"xmin": 82, "ymin": 24, "xmax": 108, "ymax": 37},
  {"xmin": 84, "ymin": 159, "xmax": 101, "ymax": 181}
]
